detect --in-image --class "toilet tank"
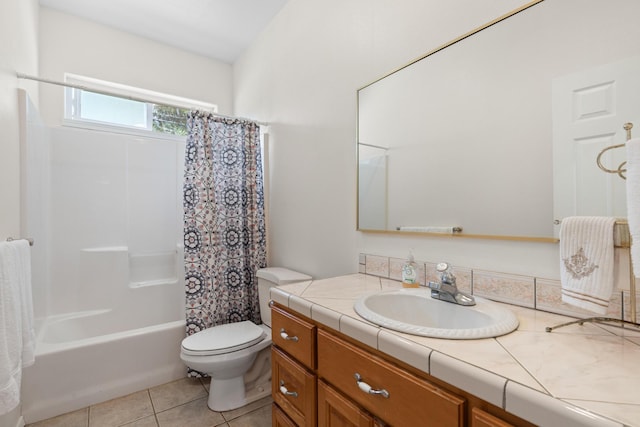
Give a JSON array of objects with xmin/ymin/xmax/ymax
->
[{"xmin": 257, "ymin": 267, "xmax": 311, "ymax": 327}]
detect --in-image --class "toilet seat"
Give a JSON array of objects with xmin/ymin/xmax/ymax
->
[{"xmin": 181, "ymin": 321, "xmax": 266, "ymax": 356}]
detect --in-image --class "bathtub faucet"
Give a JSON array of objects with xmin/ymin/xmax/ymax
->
[{"xmin": 421, "ymin": 262, "xmax": 475, "ymax": 306}]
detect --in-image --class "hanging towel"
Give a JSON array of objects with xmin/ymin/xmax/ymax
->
[
  {"xmin": 559, "ymin": 217, "xmax": 616, "ymax": 314},
  {"xmin": 0, "ymin": 240, "xmax": 35, "ymax": 415},
  {"xmin": 15, "ymin": 241, "xmax": 35, "ymax": 368},
  {"xmin": 626, "ymin": 138, "xmax": 640, "ymax": 277}
]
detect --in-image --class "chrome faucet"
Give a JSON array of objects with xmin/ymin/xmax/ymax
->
[{"xmin": 421, "ymin": 262, "xmax": 475, "ymax": 306}]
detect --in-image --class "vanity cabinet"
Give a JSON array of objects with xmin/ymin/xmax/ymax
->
[{"xmin": 271, "ymin": 303, "xmax": 531, "ymax": 427}]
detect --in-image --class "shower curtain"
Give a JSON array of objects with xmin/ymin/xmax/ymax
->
[{"xmin": 183, "ymin": 112, "xmax": 267, "ymax": 341}]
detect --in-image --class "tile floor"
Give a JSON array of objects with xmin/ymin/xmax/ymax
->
[{"xmin": 26, "ymin": 377, "xmax": 272, "ymax": 427}]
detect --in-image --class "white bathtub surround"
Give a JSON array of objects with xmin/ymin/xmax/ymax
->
[
  {"xmin": 20, "ymin": 270, "xmax": 186, "ymax": 424},
  {"xmin": 272, "ymin": 274, "xmax": 640, "ymax": 426},
  {"xmin": 19, "ymin": 98, "xmax": 187, "ymax": 424},
  {"xmin": 21, "ymin": 316, "xmax": 186, "ymax": 424},
  {"xmin": 0, "ymin": 239, "xmax": 35, "ymax": 416},
  {"xmin": 559, "ymin": 216, "xmax": 617, "ymax": 314}
]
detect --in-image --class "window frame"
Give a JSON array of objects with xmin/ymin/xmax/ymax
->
[{"xmin": 63, "ymin": 73, "xmax": 218, "ymax": 138}]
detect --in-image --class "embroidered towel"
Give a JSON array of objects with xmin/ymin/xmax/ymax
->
[
  {"xmin": 0, "ymin": 240, "xmax": 34, "ymax": 415},
  {"xmin": 626, "ymin": 138, "xmax": 640, "ymax": 277},
  {"xmin": 560, "ymin": 216, "xmax": 616, "ymax": 314}
]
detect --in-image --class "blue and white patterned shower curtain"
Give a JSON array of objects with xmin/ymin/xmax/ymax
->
[{"xmin": 183, "ymin": 113, "xmax": 267, "ymax": 340}]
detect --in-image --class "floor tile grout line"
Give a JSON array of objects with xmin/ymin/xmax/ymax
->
[
  {"xmin": 221, "ymin": 401, "xmax": 273, "ymax": 423},
  {"xmin": 144, "ymin": 388, "xmax": 157, "ymax": 418},
  {"xmin": 146, "ymin": 388, "xmax": 161, "ymax": 426}
]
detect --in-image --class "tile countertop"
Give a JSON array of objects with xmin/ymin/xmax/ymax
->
[{"xmin": 269, "ymin": 274, "xmax": 640, "ymax": 427}]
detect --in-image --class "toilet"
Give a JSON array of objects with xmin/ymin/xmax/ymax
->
[{"xmin": 180, "ymin": 267, "xmax": 311, "ymax": 411}]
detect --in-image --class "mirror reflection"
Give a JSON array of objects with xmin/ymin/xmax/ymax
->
[{"xmin": 357, "ymin": 0, "xmax": 640, "ymax": 239}]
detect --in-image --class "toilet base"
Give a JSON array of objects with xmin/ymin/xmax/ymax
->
[
  {"xmin": 207, "ymin": 377, "xmax": 243, "ymax": 411},
  {"xmin": 207, "ymin": 376, "xmax": 271, "ymax": 411},
  {"xmin": 206, "ymin": 346, "xmax": 272, "ymax": 411}
]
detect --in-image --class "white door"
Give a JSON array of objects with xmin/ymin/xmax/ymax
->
[{"xmin": 552, "ymin": 55, "xmax": 640, "ymax": 237}]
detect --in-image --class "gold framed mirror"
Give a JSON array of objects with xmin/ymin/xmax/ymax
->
[{"xmin": 357, "ymin": 0, "xmax": 640, "ymax": 242}]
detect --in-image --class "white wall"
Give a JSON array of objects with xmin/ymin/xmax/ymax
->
[
  {"xmin": 233, "ymin": 0, "xmax": 563, "ymax": 280},
  {"xmin": 38, "ymin": 7, "xmax": 234, "ymax": 126},
  {"xmin": 0, "ymin": 0, "xmax": 38, "ymax": 243},
  {"xmin": 0, "ymin": 3, "xmax": 38, "ymax": 427}
]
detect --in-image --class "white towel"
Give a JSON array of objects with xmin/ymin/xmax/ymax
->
[
  {"xmin": 15, "ymin": 242, "xmax": 35, "ymax": 368},
  {"xmin": 626, "ymin": 138, "xmax": 640, "ymax": 277},
  {"xmin": 560, "ymin": 217, "xmax": 616, "ymax": 314},
  {"xmin": 0, "ymin": 240, "xmax": 35, "ymax": 415}
]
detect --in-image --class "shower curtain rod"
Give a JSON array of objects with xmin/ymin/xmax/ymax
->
[{"xmin": 16, "ymin": 73, "xmax": 268, "ymax": 127}]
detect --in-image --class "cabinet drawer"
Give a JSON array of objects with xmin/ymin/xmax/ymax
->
[
  {"xmin": 272, "ymin": 346, "xmax": 317, "ymax": 427},
  {"xmin": 318, "ymin": 330, "xmax": 465, "ymax": 427},
  {"xmin": 272, "ymin": 305, "xmax": 316, "ymax": 369}
]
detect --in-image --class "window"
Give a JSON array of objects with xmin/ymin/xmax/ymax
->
[{"xmin": 64, "ymin": 74, "xmax": 217, "ymax": 136}]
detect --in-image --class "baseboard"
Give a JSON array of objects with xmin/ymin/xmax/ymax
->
[{"xmin": 16, "ymin": 415, "xmax": 25, "ymax": 427}]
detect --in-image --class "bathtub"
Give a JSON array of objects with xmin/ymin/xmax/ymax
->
[
  {"xmin": 19, "ymin": 94, "xmax": 190, "ymax": 424},
  {"xmin": 21, "ymin": 309, "xmax": 186, "ymax": 424}
]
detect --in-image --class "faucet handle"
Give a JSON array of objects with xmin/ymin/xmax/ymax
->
[
  {"xmin": 436, "ymin": 262, "xmax": 450, "ymax": 273},
  {"xmin": 436, "ymin": 262, "xmax": 456, "ymax": 285}
]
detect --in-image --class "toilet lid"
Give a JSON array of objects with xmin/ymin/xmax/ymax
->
[{"xmin": 182, "ymin": 321, "xmax": 266, "ymax": 356}]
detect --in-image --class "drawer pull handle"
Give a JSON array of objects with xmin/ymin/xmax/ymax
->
[
  {"xmin": 280, "ymin": 328, "xmax": 299, "ymax": 342},
  {"xmin": 279, "ymin": 380, "xmax": 299, "ymax": 398},
  {"xmin": 354, "ymin": 373, "xmax": 390, "ymax": 398}
]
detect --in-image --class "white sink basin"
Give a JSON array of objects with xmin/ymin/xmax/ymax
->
[{"xmin": 354, "ymin": 288, "xmax": 519, "ymax": 339}]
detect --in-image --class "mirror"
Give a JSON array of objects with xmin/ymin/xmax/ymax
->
[{"xmin": 357, "ymin": 0, "xmax": 640, "ymax": 240}]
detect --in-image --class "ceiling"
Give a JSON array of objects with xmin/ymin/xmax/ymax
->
[{"xmin": 39, "ymin": 0, "xmax": 289, "ymax": 64}]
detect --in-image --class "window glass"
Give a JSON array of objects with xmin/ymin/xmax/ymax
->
[
  {"xmin": 79, "ymin": 91, "xmax": 149, "ymax": 129},
  {"xmin": 152, "ymin": 105, "xmax": 190, "ymax": 136}
]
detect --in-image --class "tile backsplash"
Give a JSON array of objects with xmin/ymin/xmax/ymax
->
[{"xmin": 359, "ymin": 253, "xmax": 636, "ymax": 321}]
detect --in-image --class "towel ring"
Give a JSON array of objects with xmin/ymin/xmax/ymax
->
[{"xmin": 595, "ymin": 123, "xmax": 633, "ymax": 180}]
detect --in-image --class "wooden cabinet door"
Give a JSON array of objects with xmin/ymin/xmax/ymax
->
[
  {"xmin": 272, "ymin": 346, "xmax": 317, "ymax": 427},
  {"xmin": 318, "ymin": 380, "xmax": 375, "ymax": 427},
  {"xmin": 273, "ymin": 403, "xmax": 298, "ymax": 427},
  {"xmin": 471, "ymin": 408, "xmax": 515, "ymax": 427}
]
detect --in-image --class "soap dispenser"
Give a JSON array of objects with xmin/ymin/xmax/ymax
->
[{"xmin": 401, "ymin": 252, "xmax": 419, "ymax": 288}]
